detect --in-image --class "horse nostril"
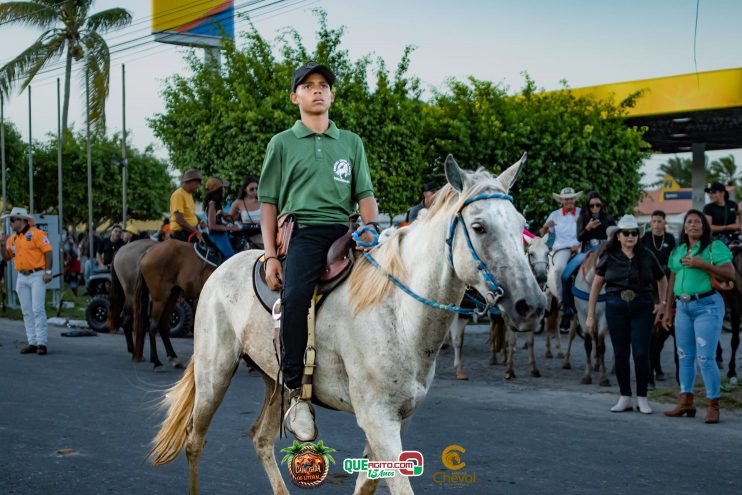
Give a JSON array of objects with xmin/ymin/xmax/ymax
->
[
  {"xmin": 515, "ymin": 299, "xmax": 531, "ymax": 317},
  {"xmin": 536, "ymin": 273, "xmax": 547, "ymax": 284}
]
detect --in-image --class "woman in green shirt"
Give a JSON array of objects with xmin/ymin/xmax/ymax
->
[{"xmin": 662, "ymin": 209, "xmax": 734, "ymax": 423}]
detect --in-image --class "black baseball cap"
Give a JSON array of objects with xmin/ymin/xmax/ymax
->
[
  {"xmin": 704, "ymin": 182, "xmax": 726, "ymax": 193},
  {"xmin": 423, "ymin": 181, "xmax": 441, "ymax": 193},
  {"xmin": 291, "ymin": 61, "xmax": 335, "ymax": 91}
]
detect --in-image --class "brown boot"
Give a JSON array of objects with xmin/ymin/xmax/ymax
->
[
  {"xmin": 704, "ymin": 398, "xmax": 720, "ymax": 424},
  {"xmin": 664, "ymin": 392, "xmax": 696, "ymax": 417}
]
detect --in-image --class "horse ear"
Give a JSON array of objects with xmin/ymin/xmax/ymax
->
[
  {"xmin": 444, "ymin": 154, "xmax": 465, "ymax": 192},
  {"xmin": 498, "ymin": 152, "xmax": 527, "ymax": 192}
]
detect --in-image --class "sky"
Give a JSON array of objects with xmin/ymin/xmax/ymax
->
[{"xmin": 1, "ymin": 0, "xmax": 741, "ymax": 186}]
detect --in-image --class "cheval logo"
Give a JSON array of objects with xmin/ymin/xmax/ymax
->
[
  {"xmin": 333, "ymin": 159, "xmax": 351, "ymax": 184},
  {"xmin": 280, "ymin": 440, "xmax": 336, "ymax": 489},
  {"xmin": 434, "ymin": 444, "xmax": 476, "ymax": 485}
]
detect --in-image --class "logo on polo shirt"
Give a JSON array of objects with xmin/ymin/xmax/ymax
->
[{"xmin": 333, "ymin": 159, "xmax": 351, "ymax": 184}]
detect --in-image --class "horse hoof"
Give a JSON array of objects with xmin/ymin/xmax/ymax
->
[
  {"xmin": 456, "ymin": 371, "xmax": 469, "ymax": 380},
  {"xmin": 170, "ymin": 359, "xmax": 184, "ymax": 369},
  {"xmin": 599, "ymin": 378, "xmax": 611, "ymax": 387},
  {"xmin": 489, "ymin": 357, "xmax": 497, "ymax": 365},
  {"xmin": 531, "ymin": 370, "xmax": 541, "ymax": 378},
  {"xmin": 562, "ymin": 362, "xmax": 572, "ymax": 370},
  {"xmin": 557, "ymin": 352, "xmax": 564, "ymax": 359},
  {"xmin": 545, "ymin": 351, "xmax": 553, "ymax": 359},
  {"xmin": 504, "ymin": 372, "xmax": 515, "ymax": 380},
  {"xmin": 153, "ymin": 366, "xmax": 167, "ymax": 373},
  {"xmin": 580, "ymin": 375, "xmax": 592, "ymax": 385},
  {"xmin": 132, "ymin": 356, "xmax": 144, "ymax": 363}
]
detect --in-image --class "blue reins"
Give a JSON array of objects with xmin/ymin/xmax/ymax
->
[{"xmin": 352, "ymin": 191, "xmax": 513, "ymax": 316}]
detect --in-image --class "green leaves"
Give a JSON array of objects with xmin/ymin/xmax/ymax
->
[{"xmin": 152, "ymin": 10, "xmax": 648, "ymax": 224}]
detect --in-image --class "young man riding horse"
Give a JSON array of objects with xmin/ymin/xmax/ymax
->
[{"xmin": 259, "ymin": 61, "xmax": 380, "ymax": 441}]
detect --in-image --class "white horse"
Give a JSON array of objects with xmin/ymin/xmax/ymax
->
[
  {"xmin": 562, "ymin": 249, "xmax": 610, "ymax": 386},
  {"xmin": 146, "ymin": 154, "xmax": 547, "ymax": 495},
  {"xmin": 544, "ymin": 248, "xmax": 571, "ymax": 359},
  {"xmin": 450, "ymin": 235, "xmax": 549, "ymax": 380}
]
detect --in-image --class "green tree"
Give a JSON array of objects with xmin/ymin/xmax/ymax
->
[
  {"xmin": 1, "ymin": 121, "xmax": 171, "ymax": 227},
  {"xmin": 423, "ymin": 75, "xmax": 650, "ymax": 224},
  {"xmin": 150, "ymin": 10, "xmax": 427, "ymax": 215},
  {"xmin": 0, "ymin": 1, "xmax": 132, "ymax": 131},
  {"xmin": 709, "ymin": 154, "xmax": 739, "ymax": 186}
]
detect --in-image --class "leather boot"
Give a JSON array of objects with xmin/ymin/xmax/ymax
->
[
  {"xmin": 664, "ymin": 392, "xmax": 696, "ymax": 417},
  {"xmin": 704, "ymin": 398, "xmax": 720, "ymax": 424}
]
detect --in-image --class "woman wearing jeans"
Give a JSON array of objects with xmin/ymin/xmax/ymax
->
[
  {"xmin": 587, "ymin": 215, "xmax": 667, "ymax": 414},
  {"xmin": 662, "ymin": 209, "xmax": 734, "ymax": 423}
]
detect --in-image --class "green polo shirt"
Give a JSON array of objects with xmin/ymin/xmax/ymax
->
[
  {"xmin": 258, "ymin": 120, "xmax": 374, "ymax": 225},
  {"xmin": 668, "ymin": 240, "xmax": 732, "ymax": 295}
]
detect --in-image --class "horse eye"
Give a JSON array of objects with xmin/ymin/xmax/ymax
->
[{"xmin": 471, "ymin": 223, "xmax": 486, "ymax": 234}]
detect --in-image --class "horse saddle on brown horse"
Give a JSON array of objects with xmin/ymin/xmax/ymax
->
[{"xmin": 252, "ymin": 227, "xmax": 358, "ymax": 313}]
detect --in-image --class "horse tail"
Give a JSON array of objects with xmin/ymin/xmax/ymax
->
[
  {"xmin": 147, "ymin": 359, "xmax": 196, "ymax": 465},
  {"xmin": 133, "ymin": 271, "xmax": 150, "ymax": 361},
  {"xmin": 107, "ymin": 263, "xmax": 125, "ymax": 332}
]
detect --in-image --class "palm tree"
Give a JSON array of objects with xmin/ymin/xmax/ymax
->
[
  {"xmin": 656, "ymin": 156, "xmax": 693, "ymax": 187},
  {"xmin": 0, "ymin": 1, "xmax": 132, "ymax": 131},
  {"xmin": 708, "ymin": 154, "xmax": 740, "ymax": 186}
]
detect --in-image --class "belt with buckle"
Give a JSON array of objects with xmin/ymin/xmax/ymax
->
[
  {"xmin": 677, "ymin": 290, "xmax": 716, "ymax": 303},
  {"xmin": 18, "ymin": 267, "xmax": 43, "ymax": 276},
  {"xmin": 619, "ymin": 290, "xmax": 636, "ymax": 302}
]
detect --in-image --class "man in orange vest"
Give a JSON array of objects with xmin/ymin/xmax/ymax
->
[{"xmin": 0, "ymin": 207, "xmax": 54, "ymax": 355}]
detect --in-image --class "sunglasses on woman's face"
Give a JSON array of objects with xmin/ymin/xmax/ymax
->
[
  {"xmin": 589, "ymin": 203, "xmax": 602, "ymax": 209},
  {"xmin": 620, "ymin": 230, "xmax": 639, "ymax": 237}
]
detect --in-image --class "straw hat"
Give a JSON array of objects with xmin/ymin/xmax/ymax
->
[
  {"xmin": 552, "ymin": 187, "xmax": 583, "ymax": 201},
  {"xmin": 606, "ymin": 214, "xmax": 644, "ymax": 239}
]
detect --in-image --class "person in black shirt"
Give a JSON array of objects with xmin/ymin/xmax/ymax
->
[
  {"xmin": 702, "ymin": 182, "xmax": 741, "ymax": 244},
  {"xmin": 640, "ymin": 210, "xmax": 677, "ymax": 387},
  {"xmin": 577, "ymin": 191, "xmax": 615, "ymax": 252},
  {"xmin": 404, "ymin": 181, "xmax": 440, "ymax": 224},
  {"xmin": 587, "ymin": 215, "xmax": 667, "ymax": 414},
  {"xmin": 96, "ymin": 224, "xmax": 125, "ymax": 270}
]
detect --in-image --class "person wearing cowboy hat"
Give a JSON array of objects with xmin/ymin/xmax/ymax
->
[
  {"xmin": 540, "ymin": 187, "xmax": 583, "ymax": 309},
  {"xmin": 170, "ymin": 169, "xmax": 204, "ymax": 243},
  {"xmin": 0, "ymin": 207, "xmax": 54, "ymax": 355},
  {"xmin": 587, "ymin": 214, "xmax": 667, "ymax": 414}
]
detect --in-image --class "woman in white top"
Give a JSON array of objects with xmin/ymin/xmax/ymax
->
[{"xmin": 230, "ymin": 175, "xmax": 262, "ymax": 225}]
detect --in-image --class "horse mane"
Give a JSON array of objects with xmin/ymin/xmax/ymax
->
[{"xmin": 349, "ymin": 168, "xmax": 503, "ymax": 314}]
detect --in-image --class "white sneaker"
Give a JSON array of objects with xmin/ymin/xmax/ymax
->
[
  {"xmin": 284, "ymin": 389, "xmax": 318, "ymax": 442},
  {"xmin": 610, "ymin": 395, "xmax": 633, "ymax": 412},
  {"xmin": 636, "ymin": 396, "xmax": 653, "ymax": 414}
]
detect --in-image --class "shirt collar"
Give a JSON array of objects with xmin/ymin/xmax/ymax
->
[
  {"xmin": 291, "ymin": 120, "xmax": 340, "ymax": 139},
  {"xmin": 561, "ymin": 208, "xmax": 576, "ymax": 216}
]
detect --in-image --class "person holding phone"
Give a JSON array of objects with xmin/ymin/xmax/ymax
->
[{"xmin": 577, "ymin": 191, "xmax": 615, "ymax": 253}]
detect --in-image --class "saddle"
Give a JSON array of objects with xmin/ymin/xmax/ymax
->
[
  {"xmin": 194, "ymin": 241, "xmax": 224, "ymax": 268},
  {"xmin": 252, "ymin": 227, "xmax": 358, "ymax": 313}
]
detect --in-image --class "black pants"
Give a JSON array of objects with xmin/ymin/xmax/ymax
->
[
  {"xmin": 281, "ymin": 224, "xmax": 348, "ymax": 389},
  {"xmin": 605, "ymin": 294, "xmax": 654, "ymax": 397},
  {"xmin": 170, "ymin": 230, "xmax": 193, "ymax": 242}
]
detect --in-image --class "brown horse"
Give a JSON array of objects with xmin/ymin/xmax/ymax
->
[
  {"xmin": 107, "ymin": 238, "xmax": 161, "ymax": 357},
  {"xmin": 133, "ymin": 239, "xmax": 215, "ymax": 371}
]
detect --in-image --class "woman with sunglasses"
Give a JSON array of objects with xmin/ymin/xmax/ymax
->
[
  {"xmin": 229, "ymin": 175, "xmax": 262, "ymax": 226},
  {"xmin": 661, "ymin": 209, "xmax": 734, "ymax": 423},
  {"xmin": 577, "ymin": 191, "xmax": 615, "ymax": 252},
  {"xmin": 587, "ymin": 215, "xmax": 667, "ymax": 414}
]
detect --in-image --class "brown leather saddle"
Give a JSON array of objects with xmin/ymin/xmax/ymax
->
[{"xmin": 252, "ymin": 226, "xmax": 358, "ymax": 313}]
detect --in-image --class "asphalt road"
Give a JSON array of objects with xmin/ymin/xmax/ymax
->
[{"xmin": 1, "ymin": 318, "xmax": 740, "ymax": 495}]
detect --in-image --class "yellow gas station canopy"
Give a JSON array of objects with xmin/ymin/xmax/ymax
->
[{"xmin": 569, "ymin": 68, "xmax": 742, "ymax": 152}]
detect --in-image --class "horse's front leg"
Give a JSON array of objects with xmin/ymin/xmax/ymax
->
[
  {"xmin": 562, "ymin": 318, "xmax": 577, "ymax": 370},
  {"xmin": 504, "ymin": 327, "xmax": 516, "ymax": 380},
  {"xmin": 148, "ymin": 300, "xmax": 165, "ymax": 371},
  {"xmin": 354, "ymin": 409, "xmax": 414, "ymax": 495},
  {"xmin": 527, "ymin": 331, "xmax": 540, "ymax": 377},
  {"xmin": 580, "ymin": 331, "xmax": 593, "ymax": 384},
  {"xmin": 449, "ymin": 317, "xmax": 468, "ymax": 380}
]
